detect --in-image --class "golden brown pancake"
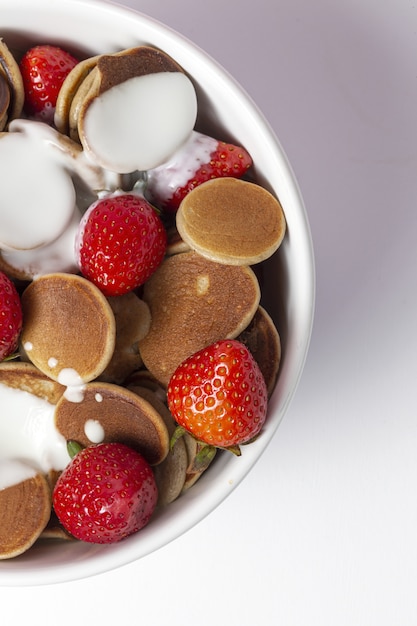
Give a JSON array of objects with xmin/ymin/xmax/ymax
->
[
  {"xmin": 20, "ymin": 273, "xmax": 116, "ymax": 384},
  {"xmin": 0, "ymin": 361, "xmax": 65, "ymax": 404},
  {"xmin": 0, "ymin": 74, "xmax": 10, "ymax": 131},
  {"xmin": 125, "ymin": 369, "xmax": 168, "ymax": 404},
  {"xmin": 58, "ymin": 46, "xmax": 186, "ymax": 144},
  {"xmin": 0, "ymin": 362, "xmax": 67, "ymax": 556},
  {"xmin": 139, "ymin": 251, "xmax": 260, "ymax": 386},
  {"xmin": 0, "ymin": 38, "xmax": 24, "ymax": 127},
  {"xmin": 54, "ymin": 381, "xmax": 169, "ymax": 466},
  {"xmin": 55, "ymin": 54, "xmax": 101, "ymax": 136},
  {"xmin": 165, "ymin": 223, "xmax": 190, "ymax": 256},
  {"xmin": 176, "ymin": 177, "xmax": 286, "ymax": 265},
  {"xmin": 41, "ymin": 511, "xmax": 75, "ymax": 542},
  {"xmin": 99, "ymin": 292, "xmax": 151, "ymax": 384},
  {"xmin": 238, "ymin": 305, "xmax": 282, "ymax": 397},
  {"xmin": 127, "ymin": 384, "xmax": 188, "ymax": 505},
  {"xmin": 68, "ymin": 66, "xmax": 100, "ymax": 143},
  {"xmin": 0, "ymin": 470, "xmax": 51, "ymax": 559}
]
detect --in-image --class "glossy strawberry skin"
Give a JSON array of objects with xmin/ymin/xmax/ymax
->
[
  {"xmin": 52, "ymin": 443, "xmax": 158, "ymax": 544},
  {"xmin": 76, "ymin": 193, "xmax": 167, "ymax": 297},
  {"xmin": 19, "ymin": 44, "xmax": 78, "ymax": 123},
  {"xmin": 167, "ymin": 339, "xmax": 268, "ymax": 449},
  {"xmin": 146, "ymin": 132, "xmax": 253, "ymax": 213},
  {"xmin": 0, "ymin": 271, "xmax": 22, "ymax": 361}
]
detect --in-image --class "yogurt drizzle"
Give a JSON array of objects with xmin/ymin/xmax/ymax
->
[{"xmin": 0, "ymin": 383, "xmax": 70, "ymax": 489}]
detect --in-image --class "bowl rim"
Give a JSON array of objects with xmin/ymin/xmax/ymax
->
[{"xmin": 0, "ymin": 0, "xmax": 315, "ymax": 586}]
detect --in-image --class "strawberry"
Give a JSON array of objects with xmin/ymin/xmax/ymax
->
[
  {"xmin": 145, "ymin": 131, "xmax": 252, "ymax": 213},
  {"xmin": 52, "ymin": 442, "xmax": 158, "ymax": 544},
  {"xmin": 167, "ymin": 339, "xmax": 268, "ymax": 453},
  {"xmin": 0, "ymin": 271, "xmax": 22, "ymax": 361},
  {"xmin": 19, "ymin": 44, "xmax": 78, "ymax": 123},
  {"xmin": 76, "ymin": 193, "xmax": 167, "ymax": 297}
]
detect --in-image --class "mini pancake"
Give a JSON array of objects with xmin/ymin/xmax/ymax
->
[
  {"xmin": 0, "ymin": 361, "xmax": 66, "ymax": 404},
  {"xmin": 0, "ymin": 361, "xmax": 67, "ymax": 477},
  {"xmin": 54, "ymin": 54, "xmax": 101, "ymax": 137},
  {"xmin": 41, "ymin": 511, "xmax": 75, "ymax": 542},
  {"xmin": 0, "ymin": 363, "xmax": 67, "ymax": 557},
  {"xmin": 127, "ymin": 384, "xmax": 188, "ymax": 505},
  {"xmin": 76, "ymin": 46, "xmax": 197, "ymax": 172},
  {"xmin": 127, "ymin": 370, "xmax": 215, "ymax": 496},
  {"xmin": 125, "ymin": 369, "xmax": 167, "ymax": 405},
  {"xmin": 54, "ymin": 381, "xmax": 169, "ymax": 466},
  {"xmin": 139, "ymin": 251, "xmax": 260, "ymax": 386},
  {"xmin": 238, "ymin": 305, "xmax": 282, "ymax": 397},
  {"xmin": 0, "ymin": 73, "xmax": 10, "ymax": 131},
  {"xmin": 165, "ymin": 224, "xmax": 190, "ymax": 256},
  {"xmin": 20, "ymin": 273, "xmax": 116, "ymax": 384},
  {"xmin": 99, "ymin": 292, "xmax": 151, "ymax": 384},
  {"xmin": 57, "ymin": 46, "xmax": 186, "ymax": 143},
  {"xmin": 0, "ymin": 206, "xmax": 81, "ymax": 281},
  {"xmin": 176, "ymin": 177, "xmax": 286, "ymax": 265},
  {"xmin": 0, "ymin": 467, "xmax": 51, "ymax": 559},
  {"xmin": 0, "ymin": 38, "xmax": 24, "ymax": 127},
  {"xmin": 68, "ymin": 65, "xmax": 101, "ymax": 143}
]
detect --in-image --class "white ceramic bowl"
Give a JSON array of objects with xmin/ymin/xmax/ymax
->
[{"xmin": 0, "ymin": 0, "xmax": 314, "ymax": 585}]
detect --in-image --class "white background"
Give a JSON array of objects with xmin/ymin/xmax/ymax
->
[{"xmin": 3, "ymin": 0, "xmax": 417, "ymax": 623}]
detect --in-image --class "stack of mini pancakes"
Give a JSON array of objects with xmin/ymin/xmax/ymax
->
[{"xmin": 0, "ymin": 39, "xmax": 24, "ymax": 131}]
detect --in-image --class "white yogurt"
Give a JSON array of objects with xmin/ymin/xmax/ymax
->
[
  {"xmin": 0, "ymin": 383, "xmax": 70, "ymax": 487},
  {"xmin": 1, "ymin": 206, "xmax": 81, "ymax": 279},
  {"xmin": 81, "ymin": 72, "xmax": 198, "ymax": 172},
  {"xmin": 0, "ymin": 121, "xmax": 76, "ymax": 250},
  {"xmin": 57, "ymin": 368, "xmax": 86, "ymax": 403},
  {"xmin": 146, "ymin": 131, "xmax": 218, "ymax": 204},
  {"xmin": 84, "ymin": 419, "xmax": 105, "ymax": 444},
  {"xmin": 0, "ymin": 459, "xmax": 38, "ymax": 491}
]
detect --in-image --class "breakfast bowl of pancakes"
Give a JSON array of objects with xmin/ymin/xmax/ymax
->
[{"xmin": 0, "ymin": 0, "xmax": 314, "ymax": 585}]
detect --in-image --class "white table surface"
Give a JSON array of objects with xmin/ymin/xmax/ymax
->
[{"xmin": 3, "ymin": 0, "xmax": 417, "ymax": 623}]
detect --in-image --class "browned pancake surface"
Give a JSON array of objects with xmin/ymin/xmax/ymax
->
[
  {"xmin": 55, "ymin": 381, "xmax": 169, "ymax": 466},
  {"xmin": 176, "ymin": 177, "xmax": 286, "ymax": 265},
  {"xmin": 99, "ymin": 292, "xmax": 151, "ymax": 384},
  {"xmin": 0, "ymin": 38, "xmax": 24, "ymax": 125},
  {"xmin": 96, "ymin": 47, "xmax": 184, "ymax": 94},
  {"xmin": 0, "ymin": 361, "xmax": 65, "ymax": 404},
  {"xmin": 139, "ymin": 251, "xmax": 260, "ymax": 386},
  {"xmin": 238, "ymin": 305, "xmax": 281, "ymax": 397},
  {"xmin": 55, "ymin": 54, "xmax": 101, "ymax": 135},
  {"xmin": 127, "ymin": 384, "xmax": 188, "ymax": 505},
  {"xmin": 20, "ymin": 273, "xmax": 116, "ymax": 383},
  {"xmin": 0, "ymin": 472, "xmax": 51, "ymax": 559}
]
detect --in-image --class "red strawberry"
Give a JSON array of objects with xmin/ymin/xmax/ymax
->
[
  {"xmin": 167, "ymin": 339, "xmax": 268, "ymax": 453},
  {"xmin": 52, "ymin": 442, "xmax": 158, "ymax": 544},
  {"xmin": 76, "ymin": 193, "xmax": 167, "ymax": 297},
  {"xmin": 145, "ymin": 131, "xmax": 252, "ymax": 213},
  {"xmin": 19, "ymin": 44, "xmax": 78, "ymax": 123},
  {"xmin": 0, "ymin": 271, "xmax": 22, "ymax": 361}
]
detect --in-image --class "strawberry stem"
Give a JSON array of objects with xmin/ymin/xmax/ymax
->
[
  {"xmin": 67, "ymin": 440, "xmax": 83, "ymax": 459},
  {"xmin": 193, "ymin": 444, "xmax": 217, "ymax": 471},
  {"xmin": 224, "ymin": 445, "xmax": 242, "ymax": 457},
  {"xmin": 3, "ymin": 351, "xmax": 20, "ymax": 361},
  {"xmin": 170, "ymin": 425, "xmax": 187, "ymax": 450}
]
